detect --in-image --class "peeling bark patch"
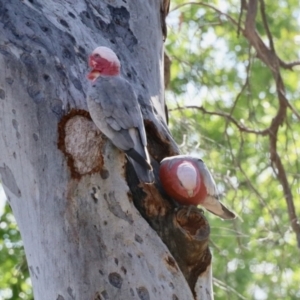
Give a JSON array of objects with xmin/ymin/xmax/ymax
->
[
  {"xmin": 68, "ymin": 12, "xmax": 76, "ymax": 19},
  {"xmin": 57, "ymin": 109, "xmax": 105, "ymax": 179},
  {"xmin": 104, "ymin": 191, "xmax": 134, "ymax": 224},
  {"xmin": 93, "ymin": 292, "xmax": 102, "ymax": 300},
  {"xmin": 70, "ymin": 73, "xmax": 82, "ymax": 91},
  {"xmin": 108, "ymin": 272, "xmax": 123, "ymax": 289},
  {"xmin": 121, "ymin": 266, "xmax": 127, "ymax": 274},
  {"xmin": 33, "ymin": 133, "xmax": 39, "ymax": 141},
  {"xmin": 43, "ymin": 74, "xmax": 50, "ymax": 81},
  {"xmin": 80, "ymin": 3, "xmax": 137, "ymax": 51},
  {"xmin": 59, "ymin": 19, "xmax": 69, "ymax": 28},
  {"xmin": 101, "ymin": 290, "xmax": 109, "ymax": 299},
  {"xmin": 5, "ymin": 77, "xmax": 13, "ymax": 85},
  {"xmin": 0, "ymin": 164, "xmax": 21, "ymax": 198},
  {"xmin": 0, "ymin": 89, "xmax": 5, "ymax": 99},
  {"xmin": 12, "ymin": 119, "xmax": 21, "ymax": 139},
  {"xmin": 67, "ymin": 287, "xmax": 75, "ymax": 299},
  {"xmin": 78, "ymin": 45, "xmax": 86, "ymax": 54},
  {"xmin": 165, "ymin": 256, "xmax": 178, "ymax": 272},
  {"xmin": 12, "ymin": 119, "xmax": 18, "ymax": 129},
  {"xmin": 56, "ymin": 295, "xmax": 65, "ymax": 300},
  {"xmin": 29, "ymin": 266, "xmax": 37, "ymax": 279},
  {"xmin": 100, "ymin": 169, "xmax": 109, "ymax": 179},
  {"xmin": 136, "ymin": 286, "xmax": 150, "ymax": 300},
  {"xmin": 91, "ymin": 187, "xmax": 98, "ymax": 203},
  {"xmin": 107, "ymin": 6, "xmax": 137, "ymax": 51},
  {"xmin": 55, "ymin": 62, "xmax": 68, "ymax": 86},
  {"xmin": 37, "ymin": 51, "xmax": 47, "ymax": 65},
  {"xmin": 134, "ymin": 234, "xmax": 143, "ymax": 244},
  {"xmin": 51, "ymin": 98, "xmax": 64, "ymax": 117},
  {"xmin": 62, "ymin": 47, "xmax": 72, "ymax": 59},
  {"xmin": 20, "ymin": 53, "xmax": 44, "ymax": 103}
]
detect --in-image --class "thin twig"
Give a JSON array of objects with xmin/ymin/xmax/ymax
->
[
  {"xmin": 259, "ymin": 0, "xmax": 275, "ymax": 51},
  {"xmin": 279, "ymin": 59, "xmax": 300, "ymax": 70},
  {"xmin": 237, "ymin": 0, "xmax": 247, "ymax": 37},
  {"xmin": 171, "ymin": 1, "xmax": 240, "ymax": 28},
  {"xmin": 169, "ymin": 105, "xmax": 269, "ymax": 135}
]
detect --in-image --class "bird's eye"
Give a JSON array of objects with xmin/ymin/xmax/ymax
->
[{"xmin": 94, "ymin": 54, "xmax": 100, "ymax": 58}]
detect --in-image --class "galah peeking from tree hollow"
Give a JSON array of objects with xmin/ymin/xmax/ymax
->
[
  {"xmin": 159, "ymin": 155, "xmax": 236, "ymax": 219},
  {"xmin": 86, "ymin": 46, "xmax": 154, "ymax": 183}
]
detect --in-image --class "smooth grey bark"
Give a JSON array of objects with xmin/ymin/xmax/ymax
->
[{"xmin": 0, "ymin": 0, "xmax": 213, "ymax": 299}]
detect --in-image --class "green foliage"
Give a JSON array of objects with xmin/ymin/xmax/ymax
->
[
  {"xmin": 0, "ymin": 201, "xmax": 32, "ymax": 300},
  {"xmin": 167, "ymin": 0, "xmax": 300, "ymax": 299}
]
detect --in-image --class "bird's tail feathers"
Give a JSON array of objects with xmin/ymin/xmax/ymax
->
[
  {"xmin": 125, "ymin": 148, "xmax": 152, "ymax": 170},
  {"xmin": 202, "ymin": 196, "xmax": 236, "ymax": 220},
  {"xmin": 127, "ymin": 157, "xmax": 155, "ymax": 183}
]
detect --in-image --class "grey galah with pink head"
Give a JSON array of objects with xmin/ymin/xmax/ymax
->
[
  {"xmin": 159, "ymin": 155, "xmax": 236, "ymax": 219},
  {"xmin": 86, "ymin": 46, "xmax": 154, "ymax": 183}
]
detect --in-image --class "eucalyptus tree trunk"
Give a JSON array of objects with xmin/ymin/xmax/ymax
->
[{"xmin": 0, "ymin": 1, "xmax": 213, "ymax": 299}]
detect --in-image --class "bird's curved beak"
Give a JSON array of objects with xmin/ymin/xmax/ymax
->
[
  {"xmin": 187, "ymin": 190, "xmax": 194, "ymax": 197},
  {"xmin": 87, "ymin": 70, "xmax": 101, "ymax": 81}
]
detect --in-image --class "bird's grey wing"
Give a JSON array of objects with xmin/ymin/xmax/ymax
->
[
  {"xmin": 88, "ymin": 78, "xmax": 153, "ymax": 182},
  {"xmin": 93, "ymin": 77, "xmax": 141, "ymax": 130},
  {"xmin": 197, "ymin": 159, "xmax": 236, "ymax": 219},
  {"xmin": 90, "ymin": 85, "xmax": 115, "ymax": 118},
  {"xmin": 90, "ymin": 78, "xmax": 132, "ymax": 128},
  {"xmin": 90, "ymin": 78, "xmax": 150, "ymax": 163},
  {"xmin": 108, "ymin": 77, "xmax": 148, "ymax": 146},
  {"xmin": 196, "ymin": 160, "xmax": 219, "ymax": 197},
  {"xmin": 88, "ymin": 80, "xmax": 132, "ymax": 149}
]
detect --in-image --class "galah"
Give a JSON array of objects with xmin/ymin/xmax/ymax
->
[
  {"xmin": 86, "ymin": 46, "xmax": 154, "ymax": 183},
  {"xmin": 159, "ymin": 155, "xmax": 236, "ymax": 219}
]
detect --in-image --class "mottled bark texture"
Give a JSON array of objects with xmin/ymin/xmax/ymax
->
[{"xmin": 0, "ymin": 1, "xmax": 212, "ymax": 299}]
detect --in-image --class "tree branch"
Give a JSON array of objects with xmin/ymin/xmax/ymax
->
[
  {"xmin": 259, "ymin": 0, "xmax": 275, "ymax": 51},
  {"xmin": 240, "ymin": 0, "xmax": 300, "ymax": 247},
  {"xmin": 171, "ymin": 2, "xmax": 240, "ymax": 28},
  {"xmin": 169, "ymin": 105, "xmax": 269, "ymax": 135},
  {"xmin": 279, "ymin": 59, "xmax": 300, "ymax": 70}
]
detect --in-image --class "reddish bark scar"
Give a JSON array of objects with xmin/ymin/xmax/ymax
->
[{"xmin": 57, "ymin": 109, "xmax": 106, "ymax": 179}]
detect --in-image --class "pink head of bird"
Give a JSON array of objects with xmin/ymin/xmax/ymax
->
[
  {"xmin": 160, "ymin": 159, "xmax": 205, "ymax": 206},
  {"xmin": 87, "ymin": 46, "xmax": 121, "ymax": 80}
]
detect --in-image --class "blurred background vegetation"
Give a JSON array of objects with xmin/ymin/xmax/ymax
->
[{"xmin": 1, "ymin": 0, "xmax": 300, "ymax": 299}]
